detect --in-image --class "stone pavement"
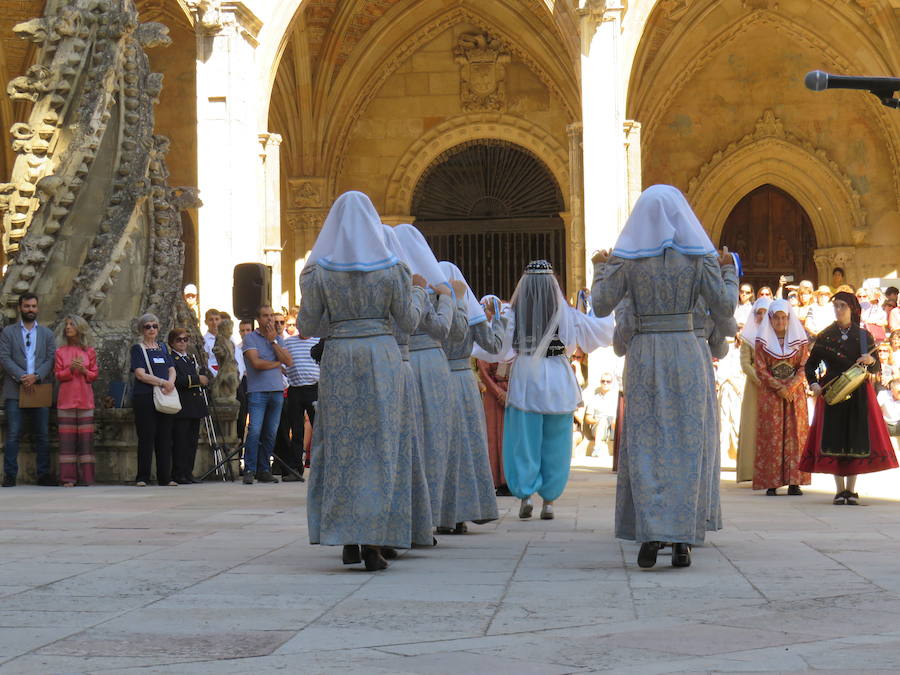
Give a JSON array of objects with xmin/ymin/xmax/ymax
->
[{"xmin": 2, "ymin": 460, "xmax": 900, "ymax": 674}]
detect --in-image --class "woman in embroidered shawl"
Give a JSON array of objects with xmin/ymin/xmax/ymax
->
[
  {"xmin": 591, "ymin": 184, "xmax": 737, "ymax": 569},
  {"xmin": 736, "ymin": 297, "xmax": 772, "ymax": 483},
  {"xmin": 476, "ymin": 295, "xmax": 513, "ymax": 494},
  {"xmin": 800, "ymin": 291, "xmax": 898, "ymax": 505},
  {"xmin": 752, "ymin": 299, "xmax": 811, "ymax": 495},
  {"xmin": 300, "ymin": 192, "xmax": 428, "ymax": 571}
]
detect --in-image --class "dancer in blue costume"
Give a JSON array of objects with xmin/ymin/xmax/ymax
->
[
  {"xmin": 591, "ymin": 184, "xmax": 737, "ymax": 569},
  {"xmin": 483, "ymin": 260, "xmax": 614, "ymax": 520},
  {"xmin": 300, "ymin": 192, "xmax": 428, "ymax": 571},
  {"xmin": 433, "ymin": 261, "xmax": 505, "ymax": 534},
  {"xmin": 382, "ymin": 225, "xmax": 446, "ymax": 545},
  {"xmin": 393, "ymin": 224, "xmax": 459, "ymax": 523}
]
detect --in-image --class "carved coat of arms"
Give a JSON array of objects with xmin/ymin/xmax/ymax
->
[{"xmin": 454, "ymin": 32, "xmax": 511, "ymax": 112}]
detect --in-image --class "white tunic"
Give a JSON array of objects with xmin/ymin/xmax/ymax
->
[{"xmin": 490, "ymin": 306, "xmax": 614, "ymax": 415}]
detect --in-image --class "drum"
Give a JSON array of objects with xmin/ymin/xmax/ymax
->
[{"xmin": 823, "ymin": 364, "xmax": 868, "ymax": 405}]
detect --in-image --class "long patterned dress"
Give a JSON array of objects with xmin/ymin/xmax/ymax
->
[
  {"xmin": 477, "ymin": 359, "xmax": 510, "ymax": 488},
  {"xmin": 392, "ymin": 298, "xmax": 439, "ymax": 545},
  {"xmin": 408, "ymin": 294, "xmax": 455, "ymax": 521},
  {"xmin": 437, "ymin": 305, "xmax": 505, "ymax": 528},
  {"xmin": 752, "ymin": 343, "xmax": 811, "ymax": 490},
  {"xmin": 592, "ymin": 251, "xmax": 737, "ymax": 545},
  {"xmin": 736, "ymin": 341, "xmax": 759, "ymax": 483},
  {"xmin": 300, "ymin": 263, "xmax": 424, "ymax": 548}
]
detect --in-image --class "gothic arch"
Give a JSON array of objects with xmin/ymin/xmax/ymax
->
[
  {"xmin": 384, "ymin": 113, "xmax": 570, "ymax": 216},
  {"xmin": 686, "ymin": 112, "xmax": 866, "ymax": 250}
]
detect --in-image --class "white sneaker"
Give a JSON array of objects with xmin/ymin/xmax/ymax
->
[
  {"xmin": 135, "ymin": 481, "xmax": 147, "ymax": 487},
  {"xmin": 540, "ymin": 502, "xmax": 554, "ymax": 520},
  {"xmin": 519, "ymin": 497, "xmax": 533, "ymax": 519}
]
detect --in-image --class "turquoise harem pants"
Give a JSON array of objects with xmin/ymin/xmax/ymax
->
[{"xmin": 502, "ymin": 406, "xmax": 573, "ymax": 501}]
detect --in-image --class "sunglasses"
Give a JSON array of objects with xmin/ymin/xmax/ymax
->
[
  {"xmin": 600, "ymin": 380, "xmax": 613, "ymax": 384},
  {"xmin": 174, "ymin": 336, "xmax": 189, "ymax": 342},
  {"xmin": 275, "ymin": 320, "xmax": 286, "ymax": 325},
  {"xmin": 144, "ymin": 324, "xmax": 159, "ymax": 330}
]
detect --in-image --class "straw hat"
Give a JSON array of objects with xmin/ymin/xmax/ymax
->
[{"xmin": 815, "ymin": 284, "xmax": 831, "ymax": 296}]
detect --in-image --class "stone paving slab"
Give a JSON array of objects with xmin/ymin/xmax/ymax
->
[{"xmin": 2, "ymin": 459, "xmax": 900, "ymax": 673}]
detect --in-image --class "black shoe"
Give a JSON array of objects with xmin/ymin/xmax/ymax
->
[
  {"xmin": 452, "ymin": 522, "xmax": 468, "ymax": 534},
  {"xmin": 36, "ymin": 475, "xmax": 57, "ymax": 487},
  {"xmin": 256, "ymin": 471, "xmax": 279, "ymax": 483},
  {"xmin": 342, "ymin": 544, "xmax": 361, "ymax": 565},
  {"xmin": 361, "ymin": 545, "xmax": 388, "ymax": 571},
  {"xmin": 189, "ymin": 475, "xmax": 202, "ymax": 484},
  {"xmin": 846, "ymin": 491, "xmax": 860, "ymax": 505},
  {"xmin": 435, "ymin": 526, "xmax": 454, "ymax": 535},
  {"xmin": 281, "ymin": 473, "xmax": 305, "ymax": 482},
  {"xmin": 381, "ymin": 547, "xmax": 399, "ymax": 560},
  {"xmin": 1, "ymin": 475, "xmax": 14, "ymax": 487},
  {"xmin": 243, "ymin": 471, "xmax": 255, "ymax": 485},
  {"xmin": 787, "ymin": 485, "xmax": 803, "ymax": 496},
  {"xmin": 833, "ymin": 492, "xmax": 846, "ymax": 505},
  {"xmin": 174, "ymin": 477, "xmax": 193, "ymax": 485},
  {"xmin": 495, "ymin": 485, "xmax": 513, "ymax": 497},
  {"xmin": 766, "ymin": 488, "xmax": 777, "ymax": 496},
  {"xmin": 672, "ymin": 543, "xmax": 692, "ymax": 568},
  {"xmin": 637, "ymin": 541, "xmax": 663, "ymax": 568}
]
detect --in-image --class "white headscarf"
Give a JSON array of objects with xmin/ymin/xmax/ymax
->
[
  {"xmin": 612, "ymin": 184, "xmax": 716, "ymax": 259},
  {"xmin": 756, "ymin": 299, "xmax": 807, "ymax": 358},
  {"xmin": 307, "ymin": 191, "xmax": 397, "ymax": 272},
  {"xmin": 393, "ymin": 224, "xmax": 450, "ymax": 292},
  {"xmin": 382, "ymin": 224, "xmax": 407, "ymax": 262},
  {"xmin": 739, "ymin": 296, "xmax": 772, "ymax": 345},
  {"xmin": 439, "ymin": 261, "xmax": 486, "ymax": 325}
]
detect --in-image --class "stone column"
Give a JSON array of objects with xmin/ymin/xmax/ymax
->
[
  {"xmin": 284, "ymin": 177, "xmax": 329, "ymax": 303},
  {"xmin": 191, "ymin": 1, "xmax": 264, "ymax": 317},
  {"xmin": 578, "ymin": 1, "xmax": 628, "ymax": 264},
  {"xmin": 623, "ymin": 120, "xmax": 642, "ymax": 212},
  {"xmin": 566, "ymin": 122, "xmax": 586, "ymax": 292},
  {"xmin": 259, "ymin": 132, "xmax": 283, "ymax": 308}
]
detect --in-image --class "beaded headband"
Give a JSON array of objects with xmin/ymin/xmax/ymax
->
[{"xmin": 524, "ymin": 260, "xmax": 554, "ymax": 275}]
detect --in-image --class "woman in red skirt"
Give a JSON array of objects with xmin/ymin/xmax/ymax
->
[{"xmin": 800, "ymin": 291, "xmax": 898, "ymax": 504}]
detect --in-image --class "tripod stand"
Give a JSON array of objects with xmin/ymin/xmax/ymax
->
[{"xmin": 198, "ymin": 384, "xmax": 239, "ymax": 481}]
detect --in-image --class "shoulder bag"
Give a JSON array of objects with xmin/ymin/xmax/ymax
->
[{"xmin": 140, "ymin": 344, "xmax": 181, "ymax": 414}]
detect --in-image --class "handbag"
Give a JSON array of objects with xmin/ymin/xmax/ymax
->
[{"xmin": 140, "ymin": 344, "xmax": 181, "ymax": 414}]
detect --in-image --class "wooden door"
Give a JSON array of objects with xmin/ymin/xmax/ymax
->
[{"xmin": 719, "ymin": 184, "xmax": 818, "ymax": 291}]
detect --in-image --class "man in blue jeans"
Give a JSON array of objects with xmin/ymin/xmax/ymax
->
[
  {"xmin": 0, "ymin": 293, "xmax": 57, "ymax": 487},
  {"xmin": 241, "ymin": 304, "xmax": 293, "ymax": 484}
]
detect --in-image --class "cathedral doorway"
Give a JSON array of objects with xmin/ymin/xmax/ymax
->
[
  {"xmin": 411, "ymin": 140, "xmax": 566, "ymax": 301},
  {"xmin": 719, "ymin": 184, "xmax": 818, "ymax": 291}
]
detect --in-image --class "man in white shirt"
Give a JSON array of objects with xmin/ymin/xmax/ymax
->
[
  {"xmin": 202, "ymin": 308, "xmax": 222, "ymax": 374},
  {"xmin": 580, "ymin": 373, "xmax": 619, "ymax": 457},
  {"xmin": 877, "ymin": 378, "xmax": 900, "ymax": 436},
  {"xmin": 805, "ymin": 286, "xmax": 834, "ymax": 336}
]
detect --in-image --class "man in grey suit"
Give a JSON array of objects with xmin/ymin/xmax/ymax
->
[{"xmin": 0, "ymin": 293, "xmax": 56, "ymax": 487}]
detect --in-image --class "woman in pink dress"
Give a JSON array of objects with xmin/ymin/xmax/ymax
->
[{"xmin": 54, "ymin": 315, "xmax": 98, "ymax": 486}]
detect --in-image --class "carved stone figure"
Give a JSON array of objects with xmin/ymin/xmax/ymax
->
[
  {"xmin": 7, "ymin": 65, "xmax": 53, "ymax": 102},
  {"xmin": 454, "ymin": 32, "xmax": 511, "ymax": 112},
  {"xmin": 211, "ymin": 317, "xmax": 240, "ymax": 402}
]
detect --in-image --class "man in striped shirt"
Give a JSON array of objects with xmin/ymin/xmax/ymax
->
[{"xmin": 277, "ymin": 330, "xmax": 320, "ymax": 480}]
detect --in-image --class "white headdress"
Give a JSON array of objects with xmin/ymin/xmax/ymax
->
[
  {"xmin": 612, "ymin": 184, "xmax": 715, "ymax": 259},
  {"xmin": 393, "ymin": 224, "xmax": 450, "ymax": 292},
  {"xmin": 756, "ymin": 298, "xmax": 807, "ymax": 358},
  {"xmin": 739, "ymin": 296, "xmax": 772, "ymax": 345},
  {"xmin": 439, "ymin": 261, "xmax": 486, "ymax": 325},
  {"xmin": 507, "ymin": 260, "xmax": 565, "ymax": 372},
  {"xmin": 307, "ymin": 192, "xmax": 397, "ymax": 272}
]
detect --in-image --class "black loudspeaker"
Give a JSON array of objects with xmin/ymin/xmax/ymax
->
[{"xmin": 233, "ymin": 263, "xmax": 270, "ymax": 320}]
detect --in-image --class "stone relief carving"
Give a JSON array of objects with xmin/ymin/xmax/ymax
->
[
  {"xmin": 186, "ymin": 0, "xmax": 224, "ymax": 33},
  {"xmin": 454, "ymin": 32, "xmax": 511, "ymax": 112},
  {"xmin": 289, "ymin": 178, "xmax": 326, "ymax": 209},
  {"xmin": 0, "ymin": 0, "xmax": 203, "ymax": 396}
]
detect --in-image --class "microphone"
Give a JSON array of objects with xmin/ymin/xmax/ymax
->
[{"xmin": 805, "ymin": 70, "xmax": 900, "ymax": 108}]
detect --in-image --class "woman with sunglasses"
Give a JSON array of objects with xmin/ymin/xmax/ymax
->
[
  {"xmin": 168, "ymin": 328, "xmax": 209, "ymax": 484},
  {"xmin": 130, "ymin": 314, "xmax": 177, "ymax": 486}
]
